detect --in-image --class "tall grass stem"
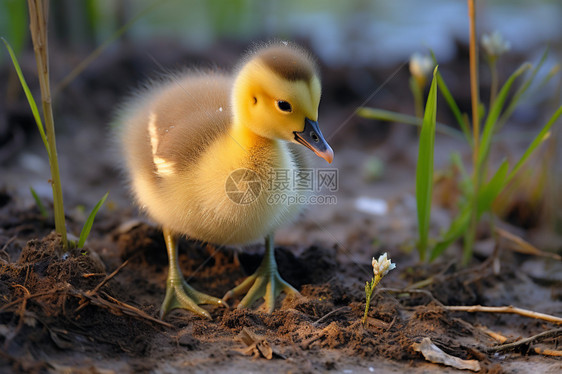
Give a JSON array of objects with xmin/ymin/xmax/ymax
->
[
  {"xmin": 28, "ymin": 0, "xmax": 68, "ymax": 249},
  {"xmin": 465, "ymin": 0, "xmax": 480, "ymax": 264}
]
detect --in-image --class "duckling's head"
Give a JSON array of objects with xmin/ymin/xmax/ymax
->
[{"xmin": 232, "ymin": 42, "xmax": 333, "ymax": 163}]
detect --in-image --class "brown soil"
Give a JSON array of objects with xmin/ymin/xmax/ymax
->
[
  {"xmin": 1, "ymin": 195, "xmax": 561, "ymax": 373},
  {"xmin": 1, "ymin": 40, "xmax": 561, "ymax": 374}
]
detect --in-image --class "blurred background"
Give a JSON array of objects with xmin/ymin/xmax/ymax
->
[{"xmin": 1, "ymin": 0, "xmax": 561, "ymax": 253}]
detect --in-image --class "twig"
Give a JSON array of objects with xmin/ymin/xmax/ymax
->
[
  {"xmin": 75, "ymin": 256, "xmax": 135, "ymax": 312},
  {"xmin": 377, "ymin": 287, "xmax": 444, "ymax": 306},
  {"xmin": 100, "ymin": 292, "xmax": 173, "ymax": 328},
  {"xmin": 444, "ymin": 305, "xmax": 562, "ymax": 324},
  {"xmin": 534, "ymin": 347, "xmax": 562, "ymax": 357},
  {"xmin": 0, "ymin": 287, "xmax": 68, "ymax": 312},
  {"xmin": 73, "ymin": 288, "xmax": 172, "ymax": 328},
  {"xmin": 0, "ymin": 278, "xmax": 172, "ymax": 330},
  {"xmin": 91, "ymin": 257, "xmax": 133, "ymax": 294},
  {"xmin": 0, "ymin": 236, "xmax": 17, "ymax": 255},
  {"xmin": 82, "ymin": 273, "xmax": 106, "ymax": 278},
  {"xmin": 484, "ymin": 328, "xmax": 562, "ymax": 352},
  {"xmin": 312, "ymin": 306, "xmax": 350, "ymax": 326},
  {"xmin": 478, "ymin": 325, "xmax": 508, "ymax": 343},
  {"xmin": 6, "ymin": 285, "xmax": 32, "ymax": 350}
]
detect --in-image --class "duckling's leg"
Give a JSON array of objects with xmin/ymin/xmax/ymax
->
[
  {"xmin": 160, "ymin": 227, "xmax": 223, "ymax": 319},
  {"xmin": 223, "ymin": 233, "xmax": 298, "ymax": 312}
]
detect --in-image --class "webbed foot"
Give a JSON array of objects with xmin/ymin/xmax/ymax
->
[
  {"xmin": 160, "ymin": 227, "xmax": 223, "ymax": 319},
  {"xmin": 222, "ymin": 233, "xmax": 298, "ymax": 312},
  {"xmin": 161, "ymin": 277, "xmax": 223, "ymax": 319}
]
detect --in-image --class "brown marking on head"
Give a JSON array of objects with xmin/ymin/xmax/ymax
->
[{"xmin": 257, "ymin": 44, "xmax": 317, "ymax": 82}]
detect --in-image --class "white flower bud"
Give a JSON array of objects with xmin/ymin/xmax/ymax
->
[
  {"xmin": 372, "ymin": 252, "xmax": 396, "ymax": 277},
  {"xmin": 482, "ymin": 31, "xmax": 511, "ymax": 58},
  {"xmin": 409, "ymin": 53, "xmax": 434, "ymax": 86}
]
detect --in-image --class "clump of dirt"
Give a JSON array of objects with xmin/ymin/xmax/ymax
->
[
  {"xmin": 3, "ymin": 232, "xmax": 105, "ymax": 317},
  {"xmin": 0, "ymin": 224, "xmax": 170, "ymax": 373}
]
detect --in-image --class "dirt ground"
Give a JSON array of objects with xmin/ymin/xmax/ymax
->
[{"xmin": 1, "ymin": 40, "xmax": 561, "ymax": 373}]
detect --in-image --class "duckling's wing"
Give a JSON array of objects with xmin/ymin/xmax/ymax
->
[{"xmin": 119, "ymin": 72, "xmax": 233, "ymax": 181}]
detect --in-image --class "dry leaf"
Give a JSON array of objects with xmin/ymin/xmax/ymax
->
[
  {"xmin": 496, "ymin": 227, "xmax": 562, "ymax": 260},
  {"xmin": 412, "ymin": 337, "xmax": 480, "ymax": 372},
  {"xmin": 234, "ymin": 327, "xmax": 284, "ymax": 360}
]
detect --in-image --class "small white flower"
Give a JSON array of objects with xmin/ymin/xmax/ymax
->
[
  {"xmin": 409, "ymin": 53, "xmax": 434, "ymax": 85},
  {"xmin": 372, "ymin": 252, "xmax": 396, "ymax": 277},
  {"xmin": 482, "ymin": 31, "xmax": 511, "ymax": 58}
]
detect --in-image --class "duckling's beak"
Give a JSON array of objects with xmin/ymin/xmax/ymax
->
[{"xmin": 294, "ymin": 118, "xmax": 334, "ymax": 164}]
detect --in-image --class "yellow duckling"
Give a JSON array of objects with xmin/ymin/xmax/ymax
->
[{"xmin": 117, "ymin": 42, "xmax": 333, "ymax": 319}]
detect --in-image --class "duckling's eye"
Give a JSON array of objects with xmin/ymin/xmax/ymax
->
[{"xmin": 276, "ymin": 100, "xmax": 292, "ymax": 113}]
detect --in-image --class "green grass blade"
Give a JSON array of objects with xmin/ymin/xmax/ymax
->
[
  {"xmin": 436, "ymin": 72, "xmax": 472, "ymax": 145},
  {"xmin": 477, "ymin": 63, "xmax": 531, "ymax": 169},
  {"xmin": 55, "ymin": 1, "xmax": 161, "ymax": 94},
  {"xmin": 477, "ymin": 160, "xmax": 509, "ymax": 218},
  {"xmin": 357, "ymin": 107, "xmax": 420, "ymax": 124},
  {"xmin": 415, "ymin": 66, "xmax": 439, "ymax": 261},
  {"xmin": 536, "ymin": 64, "xmax": 559, "ymax": 91},
  {"xmin": 430, "ymin": 202, "xmax": 471, "ymax": 261},
  {"xmin": 77, "ymin": 192, "xmax": 109, "ymax": 248},
  {"xmin": 507, "ymin": 105, "xmax": 562, "ymax": 184},
  {"xmin": 357, "ymin": 108, "xmax": 464, "ymax": 140},
  {"xmin": 2, "ymin": 37, "xmax": 50, "ymax": 157},
  {"xmin": 497, "ymin": 48, "xmax": 549, "ymax": 129},
  {"xmin": 429, "ymin": 49, "xmax": 438, "ymax": 65},
  {"xmin": 3, "ymin": 0, "xmax": 28, "ymax": 55},
  {"xmin": 409, "ymin": 76, "xmax": 424, "ymax": 118},
  {"xmin": 450, "ymin": 152, "xmax": 470, "ymax": 183},
  {"xmin": 29, "ymin": 186, "xmax": 48, "ymax": 219}
]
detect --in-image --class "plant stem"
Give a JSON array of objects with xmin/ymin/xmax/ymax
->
[
  {"xmin": 28, "ymin": 0, "xmax": 68, "ymax": 249},
  {"xmin": 468, "ymin": 0, "xmax": 480, "ymax": 163},
  {"xmin": 410, "ymin": 77, "xmax": 424, "ymax": 120},
  {"xmin": 489, "ymin": 58, "xmax": 498, "ymax": 108},
  {"xmin": 362, "ymin": 275, "xmax": 382, "ymax": 325},
  {"xmin": 465, "ymin": 0, "xmax": 480, "ymax": 264}
]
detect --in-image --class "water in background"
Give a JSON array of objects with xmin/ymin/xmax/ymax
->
[{"xmin": 121, "ymin": 0, "xmax": 561, "ymax": 67}]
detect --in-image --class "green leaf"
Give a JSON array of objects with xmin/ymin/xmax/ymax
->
[
  {"xmin": 77, "ymin": 192, "xmax": 109, "ymax": 248},
  {"xmin": 1, "ymin": 37, "xmax": 50, "ymax": 157},
  {"xmin": 477, "ymin": 63, "xmax": 531, "ymax": 169},
  {"xmin": 415, "ymin": 66, "xmax": 439, "ymax": 261},
  {"xmin": 435, "ymin": 71, "xmax": 472, "ymax": 145},
  {"xmin": 507, "ymin": 105, "xmax": 562, "ymax": 184},
  {"xmin": 430, "ymin": 202, "xmax": 471, "ymax": 261},
  {"xmin": 450, "ymin": 152, "xmax": 469, "ymax": 183},
  {"xmin": 477, "ymin": 160, "xmax": 509, "ymax": 218},
  {"xmin": 535, "ymin": 64, "xmax": 560, "ymax": 91},
  {"xmin": 29, "ymin": 186, "xmax": 48, "ymax": 219},
  {"xmin": 1, "ymin": 0, "xmax": 28, "ymax": 56},
  {"xmin": 357, "ymin": 108, "xmax": 464, "ymax": 140},
  {"xmin": 497, "ymin": 48, "xmax": 550, "ymax": 130},
  {"xmin": 55, "ymin": 1, "xmax": 161, "ymax": 93},
  {"xmin": 409, "ymin": 76, "xmax": 424, "ymax": 118}
]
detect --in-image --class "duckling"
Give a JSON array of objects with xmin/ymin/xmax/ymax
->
[{"xmin": 117, "ymin": 42, "xmax": 333, "ymax": 319}]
